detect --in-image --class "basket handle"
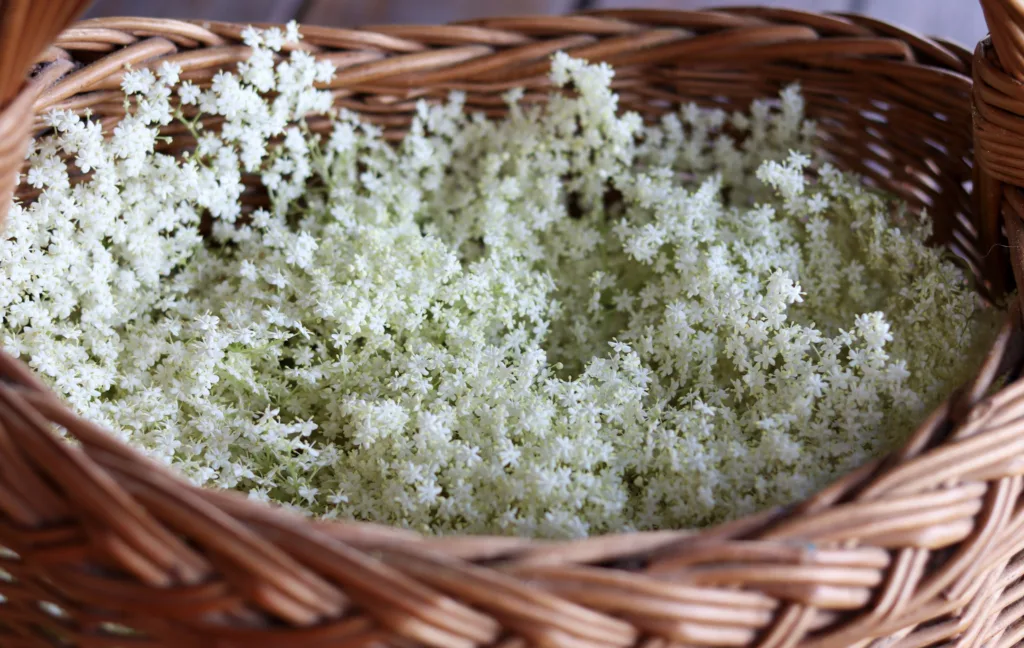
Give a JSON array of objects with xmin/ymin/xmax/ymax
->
[
  {"xmin": 0, "ymin": 0, "xmax": 91, "ymax": 229},
  {"xmin": 975, "ymin": 0, "xmax": 1024, "ymax": 304}
]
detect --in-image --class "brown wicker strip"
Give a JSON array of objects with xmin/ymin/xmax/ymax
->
[{"xmin": 0, "ymin": 2, "xmax": 1020, "ymax": 646}]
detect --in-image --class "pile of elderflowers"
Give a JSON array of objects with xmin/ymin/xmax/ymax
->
[{"xmin": 0, "ymin": 24, "xmax": 999, "ymax": 537}]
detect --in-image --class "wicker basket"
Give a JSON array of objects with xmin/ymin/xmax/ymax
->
[{"xmin": 0, "ymin": 1, "xmax": 1023, "ymax": 646}]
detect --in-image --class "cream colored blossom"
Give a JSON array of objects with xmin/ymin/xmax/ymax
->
[{"xmin": 0, "ymin": 36, "xmax": 998, "ymax": 538}]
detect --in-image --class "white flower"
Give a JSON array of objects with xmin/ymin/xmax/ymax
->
[
  {"xmin": 178, "ymin": 82, "xmax": 200, "ymax": 105},
  {"xmin": 240, "ymin": 26, "xmax": 264, "ymax": 48},
  {"xmin": 0, "ymin": 37, "xmax": 999, "ymax": 539},
  {"xmin": 121, "ymin": 68, "xmax": 156, "ymax": 96},
  {"xmin": 263, "ymin": 27, "xmax": 286, "ymax": 51},
  {"xmin": 314, "ymin": 59, "xmax": 335, "ymax": 85},
  {"xmin": 158, "ymin": 62, "xmax": 182, "ymax": 85},
  {"xmin": 285, "ymin": 20, "xmax": 302, "ymax": 44}
]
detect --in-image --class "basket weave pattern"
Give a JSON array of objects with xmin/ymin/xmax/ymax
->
[{"xmin": 0, "ymin": 3, "xmax": 1023, "ymax": 646}]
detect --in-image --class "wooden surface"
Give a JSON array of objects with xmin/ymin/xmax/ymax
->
[{"xmin": 82, "ymin": 1, "xmax": 990, "ymax": 57}]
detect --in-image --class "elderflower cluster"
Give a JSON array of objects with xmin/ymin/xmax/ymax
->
[{"xmin": 0, "ymin": 29, "xmax": 999, "ymax": 537}]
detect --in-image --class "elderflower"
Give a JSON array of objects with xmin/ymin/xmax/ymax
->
[{"xmin": 0, "ymin": 34, "xmax": 1000, "ymax": 538}]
